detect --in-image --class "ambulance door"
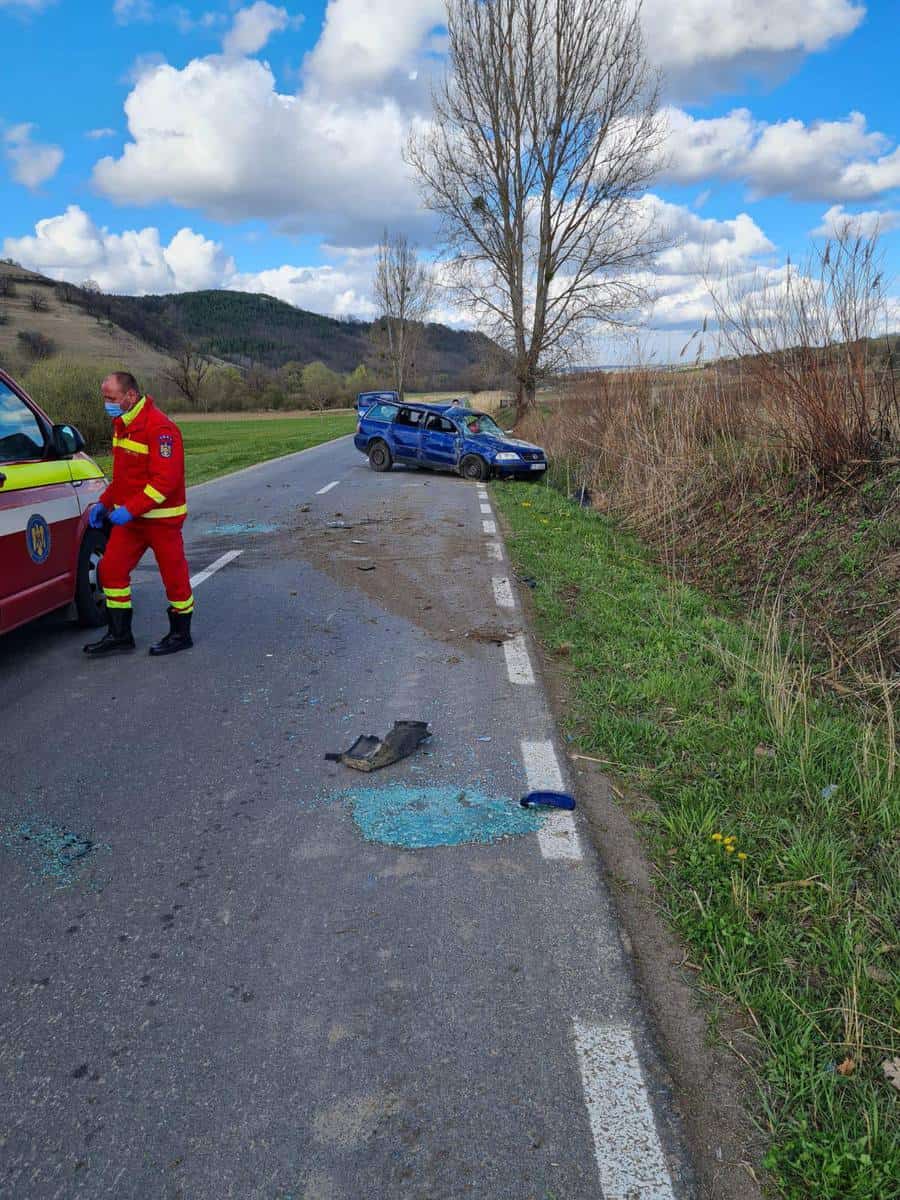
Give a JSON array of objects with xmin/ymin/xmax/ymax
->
[{"xmin": 0, "ymin": 378, "xmax": 82, "ymax": 632}]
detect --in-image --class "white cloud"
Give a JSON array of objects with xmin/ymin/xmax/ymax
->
[
  {"xmin": 85, "ymin": 127, "xmax": 117, "ymax": 140},
  {"xmin": 813, "ymin": 204, "xmax": 900, "ymax": 238},
  {"xmin": 2, "ymin": 205, "xmax": 235, "ymax": 294},
  {"xmin": 663, "ymin": 107, "xmax": 900, "ymax": 202},
  {"xmin": 0, "ymin": 0, "xmax": 56, "ymax": 9},
  {"xmin": 230, "ymin": 260, "xmax": 378, "ymax": 318},
  {"xmin": 305, "ymin": 0, "xmax": 444, "ymax": 93},
  {"xmin": 644, "ymin": 0, "xmax": 865, "ymax": 98},
  {"xmin": 222, "ymin": 2, "xmax": 291, "ymax": 57},
  {"xmin": 4, "ymin": 123, "xmax": 63, "ymax": 188},
  {"xmin": 113, "ymin": 0, "xmax": 153, "ymax": 21},
  {"xmin": 92, "ymin": 56, "xmax": 430, "ymax": 244}
]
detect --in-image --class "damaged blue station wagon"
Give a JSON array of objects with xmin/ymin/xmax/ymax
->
[{"xmin": 354, "ymin": 401, "xmax": 548, "ymax": 481}]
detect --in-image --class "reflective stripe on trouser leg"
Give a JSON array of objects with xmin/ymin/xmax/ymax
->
[
  {"xmin": 99, "ymin": 523, "xmax": 149, "ymax": 609},
  {"xmin": 145, "ymin": 522, "xmax": 193, "ymax": 613}
]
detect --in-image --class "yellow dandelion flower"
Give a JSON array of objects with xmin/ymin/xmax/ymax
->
[
  {"xmin": 725, "ymin": 844, "xmax": 735, "ymax": 853},
  {"xmin": 737, "ymin": 852, "xmax": 748, "ymax": 861},
  {"xmin": 724, "ymin": 835, "xmax": 737, "ymax": 845},
  {"xmin": 521, "ymin": 502, "xmax": 532, "ymax": 508},
  {"xmin": 541, "ymin": 518, "xmax": 550, "ymax": 524},
  {"xmin": 711, "ymin": 833, "xmax": 724, "ymax": 842}
]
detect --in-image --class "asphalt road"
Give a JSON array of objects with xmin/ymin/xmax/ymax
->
[{"xmin": 1, "ymin": 436, "xmax": 694, "ymax": 1200}]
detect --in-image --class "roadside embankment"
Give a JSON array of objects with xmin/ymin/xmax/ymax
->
[{"xmin": 493, "ymin": 481, "xmax": 899, "ymax": 1200}]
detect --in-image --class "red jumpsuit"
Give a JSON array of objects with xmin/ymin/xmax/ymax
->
[{"xmin": 98, "ymin": 396, "xmax": 193, "ymax": 617}]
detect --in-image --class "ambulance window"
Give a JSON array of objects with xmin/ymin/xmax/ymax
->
[{"xmin": 0, "ymin": 381, "xmax": 46, "ymax": 463}]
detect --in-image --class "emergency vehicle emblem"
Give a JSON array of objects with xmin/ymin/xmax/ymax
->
[
  {"xmin": 25, "ymin": 514, "xmax": 51, "ymax": 564},
  {"xmin": 159, "ymin": 433, "xmax": 173, "ymax": 459}
]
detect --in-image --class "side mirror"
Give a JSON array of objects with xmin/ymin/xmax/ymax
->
[{"xmin": 51, "ymin": 423, "xmax": 86, "ymax": 457}]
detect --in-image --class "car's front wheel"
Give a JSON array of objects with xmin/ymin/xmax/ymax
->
[
  {"xmin": 368, "ymin": 440, "xmax": 393, "ymax": 472},
  {"xmin": 460, "ymin": 454, "xmax": 489, "ymax": 482},
  {"xmin": 75, "ymin": 528, "xmax": 107, "ymax": 627}
]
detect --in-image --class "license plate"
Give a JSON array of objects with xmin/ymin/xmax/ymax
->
[{"xmin": 530, "ymin": 463, "xmax": 546, "ymax": 470}]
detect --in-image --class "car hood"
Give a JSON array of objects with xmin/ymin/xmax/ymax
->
[{"xmin": 470, "ymin": 434, "xmax": 545, "ymax": 455}]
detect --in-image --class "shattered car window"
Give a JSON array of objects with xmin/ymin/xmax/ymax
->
[{"xmin": 460, "ymin": 413, "xmax": 504, "ymax": 438}]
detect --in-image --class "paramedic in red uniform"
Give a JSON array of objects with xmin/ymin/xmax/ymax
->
[{"xmin": 83, "ymin": 372, "xmax": 194, "ymax": 657}]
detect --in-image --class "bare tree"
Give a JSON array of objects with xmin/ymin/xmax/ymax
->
[
  {"xmin": 28, "ymin": 290, "xmax": 49, "ymax": 313},
  {"xmin": 161, "ymin": 342, "xmax": 212, "ymax": 411},
  {"xmin": 407, "ymin": 0, "xmax": 664, "ymax": 416},
  {"xmin": 372, "ymin": 230, "xmax": 434, "ymax": 399}
]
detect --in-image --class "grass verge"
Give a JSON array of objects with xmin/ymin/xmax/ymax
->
[
  {"xmin": 94, "ymin": 412, "xmax": 357, "ymax": 487},
  {"xmin": 493, "ymin": 481, "xmax": 899, "ymax": 1200}
]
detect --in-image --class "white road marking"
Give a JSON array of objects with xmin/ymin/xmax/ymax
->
[
  {"xmin": 522, "ymin": 739, "xmax": 583, "ymax": 860},
  {"xmin": 190, "ymin": 550, "xmax": 244, "ymax": 589},
  {"xmin": 492, "ymin": 577, "xmax": 515, "ymax": 609},
  {"xmin": 487, "ymin": 541, "xmax": 503, "ymax": 561},
  {"xmin": 572, "ymin": 1022, "xmax": 677, "ymax": 1200},
  {"xmin": 316, "ymin": 480, "xmax": 340, "ymax": 495},
  {"xmin": 482, "ymin": 519, "xmax": 497, "ymax": 535},
  {"xmin": 480, "ymin": 503, "xmax": 493, "ymax": 515},
  {"xmin": 477, "ymin": 490, "xmax": 488, "ymax": 501},
  {"xmin": 503, "ymin": 633, "xmax": 535, "ymax": 686}
]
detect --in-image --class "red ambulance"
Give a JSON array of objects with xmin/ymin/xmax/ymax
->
[{"xmin": 0, "ymin": 367, "xmax": 108, "ymax": 635}]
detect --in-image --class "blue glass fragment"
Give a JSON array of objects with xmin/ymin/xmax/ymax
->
[{"xmin": 348, "ymin": 785, "xmax": 544, "ymax": 848}]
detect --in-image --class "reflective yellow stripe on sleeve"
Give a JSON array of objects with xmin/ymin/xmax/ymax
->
[
  {"xmin": 143, "ymin": 504, "xmax": 187, "ymax": 518},
  {"xmin": 113, "ymin": 437, "xmax": 149, "ymax": 455},
  {"xmin": 144, "ymin": 484, "xmax": 166, "ymax": 504},
  {"xmin": 169, "ymin": 596, "xmax": 194, "ymax": 611},
  {"xmin": 105, "ymin": 598, "xmax": 132, "ymax": 610},
  {"xmin": 103, "ymin": 586, "xmax": 131, "ymax": 598}
]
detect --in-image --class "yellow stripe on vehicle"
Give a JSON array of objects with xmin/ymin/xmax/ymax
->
[
  {"xmin": 0, "ymin": 461, "xmax": 75, "ymax": 492},
  {"xmin": 113, "ymin": 437, "xmax": 149, "ymax": 455},
  {"xmin": 69, "ymin": 458, "xmax": 106, "ymax": 482},
  {"xmin": 144, "ymin": 504, "xmax": 187, "ymax": 518},
  {"xmin": 144, "ymin": 484, "xmax": 166, "ymax": 503},
  {"xmin": 120, "ymin": 396, "xmax": 147, "ymax": 427},
  {"xmin": 103, "ymin": 586, "xmax": 131, "ymax": 598},
  {"xmin": 169, "ymin": 596, "xmax": 194, "ymax": 611}
]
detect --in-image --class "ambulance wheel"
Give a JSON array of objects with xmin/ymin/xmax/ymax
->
[
  {"xmin": 368, "ymin": 440, "xmax": 393, "ymax": 472},
  {"xmin": 75, "ymin": 529, "xmax": 107, "ymax": 627},
  {"xmin": 460, "ymin": 454, "xmax": 489, "ymax": 482}
]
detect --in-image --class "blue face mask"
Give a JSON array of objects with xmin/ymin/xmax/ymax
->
[{"xmin": 104, "ymin": 402, "xmax": 125, "ymax": 419}]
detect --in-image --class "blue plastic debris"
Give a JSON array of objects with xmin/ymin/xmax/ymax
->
[{"xmin": 520, "ymin": 791, "xmax": 576, "ymax": 810}]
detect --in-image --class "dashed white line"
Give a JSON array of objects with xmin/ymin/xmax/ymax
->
[
  {"xmin": 480, "ymin": 502, "xmax": 493, "ymax": 515},
  {"xmin": 482, "ymin": 519, "xmax": 497, "ymax": 535},
  {"xmin": 316, "ymin": 480, "xmax": 340, "ymax": 495},
  {"xmin": 522, "ymin": 739, "xmax": 583, "ymax": 860},
  {"xmin": 487, "ymin": 541, "xmax": 503, "ymax": 561},
  {"xmin": 503, "ymin": 633, "xmax": 535, "ymax": 686},
  {"xmin": 190, "ymin": 549, "xmax": 244, "ymax": 589},
  {"xmin": 492, "ymin": 576, "xmax": 515, "ymax": 609},
  {"xmin": 477, "ymin": 490, "xmax": 488, "ymax": 501},
  {"xmin": 572, "ymin": 1022, "xmax": 677, "ymax": 1200}
]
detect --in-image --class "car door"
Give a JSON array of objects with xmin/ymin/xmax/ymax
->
[
  {"xmin": 0, "ymin": 377, "xmax": 81, "ymax": 631},
  {"xmin": 391, "ymin": 407, "xmax": 425, "ymax": 462},
  {"xmin": 421, "ymin": 412, "xmax": 460, "ymax": 469}
]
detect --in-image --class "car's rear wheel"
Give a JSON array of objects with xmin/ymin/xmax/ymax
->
[
  {"xmin": 368, "ymin": 440, "xmax": 393, "ymax": 472},
  {"xmin": 75, "ymin": 528, "xmax": 107, "ymax": 627},
  {"xmin": 460, "ymin": 454, "xmax": 489, "ymax": 482}
]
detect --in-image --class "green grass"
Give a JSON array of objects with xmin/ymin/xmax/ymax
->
[
  {"xmin": 94, "ymin": 412, "xmax": 357, "ymax": 486},
  {"xmin": 493, "ymin": 481, "xmax": 899, "ymax": 1200}
]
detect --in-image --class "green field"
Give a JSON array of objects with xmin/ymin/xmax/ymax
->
[
  {"xmin": 493, "ymin": 481, "xmax": 899, "ymax": 1200},
  {"xmin": 95, "ymin": 412, "xmax": 358, "ymax": 487}
]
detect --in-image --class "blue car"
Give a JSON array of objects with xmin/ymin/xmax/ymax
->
[{"xmin": 353, "ymin": 400, "xmax": 548, "ymax": 481}]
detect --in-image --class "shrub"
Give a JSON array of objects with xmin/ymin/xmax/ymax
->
[
  {"xmin": 20, "ymin": 360, "xmax": 114, "ymax": 455},
  {"xmin": 28, "ymin": 290, "xmax": 50, "ymax": 313},
  {"xmin": 17, "ymin": 330, "xmax": 56, "ymax": 360}
]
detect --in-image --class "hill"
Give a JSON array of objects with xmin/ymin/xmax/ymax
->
[{"xmin": 0, "ymin": 262, "xmax": 506, "ymax": 390}]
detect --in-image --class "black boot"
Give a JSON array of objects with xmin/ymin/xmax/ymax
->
[
  {"xmin": 83, "ymin": 607, "xmax": 136, "ymax": 656},
  {"xmin": 149, "ymin": 608, "xmax": 193, "ymax": 656}
]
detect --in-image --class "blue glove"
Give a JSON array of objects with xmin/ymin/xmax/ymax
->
[
  {"xmin": 108, "ymin": 507, "xmax": 133, "ymax": 526},
  {"xmin": 88, "ymin": 502, "xmax": 108, "ymax": 529}
]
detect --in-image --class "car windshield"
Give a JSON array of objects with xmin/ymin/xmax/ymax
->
[{"xmin": 460, "ymin": 413, "xmax": 504, "ymax": 438}]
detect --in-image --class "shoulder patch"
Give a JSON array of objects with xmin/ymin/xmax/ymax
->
[{"xmin": 159, "ymin": 432, "xmax": 174, "ymax": 459}]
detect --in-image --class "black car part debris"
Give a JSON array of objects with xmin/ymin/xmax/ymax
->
[
  {"xmin": 520, "ymin": 791, "xmax": 576, "ymax": 810},
  {"xmin": 326, "ymin": 721, "xmax": 431, "ymax": 772}
]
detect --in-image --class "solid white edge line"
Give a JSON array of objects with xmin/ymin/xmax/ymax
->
[
  {"xmin": 316, "ymin": 480, "xmax": 340, "ymax": 495},
  {"xmin": 190, "ymin": 549, "xmax": 244, "ymax": 589},
  {"xmin": 521, "ymin": 739, "xmax": 582, "ymax": 860},
  {"xmin": 486, "ymin": 542, "xmax": 503, "ymax": 561},
  {"xmin": 482, "ymin": 519, "xmax": 497, "ymax": 535},
  {"xmin": 572, "ymin": 1022, "xmax": 677, "ymax": 1200},
  {"xmin": 503, "ymin": 633, "xmax": 535, "ymax": 686},
  {"xmin": 492, "ymin": 576, "xmax": 515, "ymax": 609}
]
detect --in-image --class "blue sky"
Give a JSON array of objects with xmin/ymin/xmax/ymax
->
[{"xmin": 2, "ymin": 0, "xmax": 898, "ymax": 359}]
